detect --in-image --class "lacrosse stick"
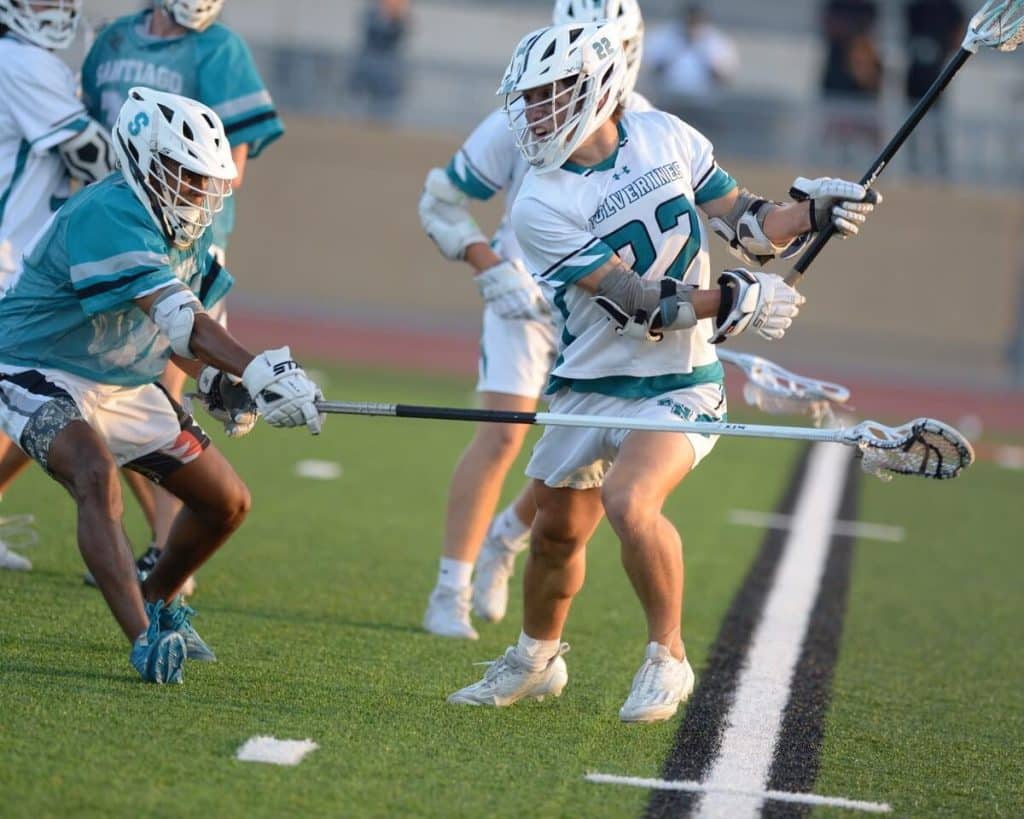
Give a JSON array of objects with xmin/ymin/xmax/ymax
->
[
  {"xmin": 786, "ymin": 0, "xmax": 1024, "ymax": 286},
  {"xmin": 717, "ymin": 348, "xmax": 850, "ymax": 427},
  {"xmin": 315, "ymin": 400, "xmax": 974, "ymax": 481}
]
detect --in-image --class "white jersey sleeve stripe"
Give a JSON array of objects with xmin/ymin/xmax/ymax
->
[
  {"xmin": 212, "ymin": 90, "xmax": 274, "ymax": 122},
  {"xmin": 70, "ymin": 250, "xmax": 170, "ymax": 285}
]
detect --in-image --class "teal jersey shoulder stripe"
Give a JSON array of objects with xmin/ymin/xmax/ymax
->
[
  {"xmin": 31, "ymin": 115, "xmax": 89, "ymax": 149},
  {"xmin": 547, "ymin": 360, "xmax": 726, "ymax": 399},
  {"xmin": 446, "ymin": 155, "xmax": 498, "ymax": 201},
  {"xmin": 0, "ymin": 140, "xmax": 30, "ymax": 229},
  {"xmin": 694, "ymin": 167, "xmax": 737, "ymax": 205}
]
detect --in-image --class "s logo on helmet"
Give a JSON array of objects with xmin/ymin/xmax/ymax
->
[{"xmin": 127, "ymin": 112, "xmax": 150, "ymax": 137}]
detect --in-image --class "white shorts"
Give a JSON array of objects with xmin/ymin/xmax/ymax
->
[
  {"xmin": 0, "ymin": 364, "xmax": 209, "ymax": 481},
  {"xmin": 475, "ymin": 305, "xmax": 557, "ymax": 398},
  {"xmin": 525, "ymin": 382, "xmax": 727, "ymax": 490}
]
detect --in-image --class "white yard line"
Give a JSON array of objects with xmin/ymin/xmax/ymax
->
[
  {"xmin": 728, "ymin": 509, "xmax": 905, "ymax": 543},
  {"xmin": 697, "ymin": 442, "xmax": 851, "ymax": 819},
  {"xmin": 584, "ymin": 774, "xmax": 891, "ymax": 814}
]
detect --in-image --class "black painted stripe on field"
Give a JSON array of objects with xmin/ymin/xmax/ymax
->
[
  {"xmin": 761, "ymin": 451, "xmax": 861, "ymax": 819},
  {"xmin": 644, "ymin": 446, "xmax": 815, "ymax": 819}
]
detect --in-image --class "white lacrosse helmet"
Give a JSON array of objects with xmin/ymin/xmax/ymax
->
[
  {"xmin": 113, "ymin": 87, "xmax": 237, "ymax": 249},
  {"xmin": 552, "ymin": 0, "xmax": 644, "ymax": 99},
  {"xmin": 499, "ymin": 22, "xmax": 627, "ymax": 173},
  {"xmin": 0, "ymin": 0, "xmax": 81, "ymax": 49},
  {"xmin": 158, "ymin": 0, "xmax": 225, "ymax": 32}
]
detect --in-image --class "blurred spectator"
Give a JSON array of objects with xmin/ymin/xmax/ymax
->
[
  {"xmin": 348, "ymin": 0, "xmax": 410, "ymax": 121},
  {"xmin": 645, "ymin": 3, "xmax": 739, "ymax": 99},
  {"xmin": 821, "ymin": 0, "xmax": 882, "ymax": 99},
  {"xmin": 820, "ymin": 0, "xmax": 883, "ymax": 163},
  {"xmin": 904, "ymin": 0, "xmax": 966, "ymax": 174}
]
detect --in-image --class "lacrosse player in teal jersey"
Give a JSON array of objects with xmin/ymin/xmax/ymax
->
[
  {"xmin": 0, "ymin": 0, "xmax": 117, "ymax": 570},
  {"xmin": 79, "ymin": 0, "xmax": 284, "ymax": 586},
  {"xmin": 448, "ymin": 22, "xmax": 880, "ymax": 721},
  {"xmin": 0, "ymin": 88, "xmax": 322, "ymax": 683}
]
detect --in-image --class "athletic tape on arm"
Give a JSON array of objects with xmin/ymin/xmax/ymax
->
[{"xmin": 149, "ymin": 283, "xmax": 205, "ymax": 358}]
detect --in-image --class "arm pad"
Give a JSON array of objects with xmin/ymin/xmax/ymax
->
[
  {"xmin": 149, "ymin": 284, "xmax": 204, "ymax": 358},
  {"xmin": 707, "ymin": 188, "xmax": 798, "ymax": 266},
  {"xmin": 58, "ymin": 119, "xmax": 115, "ymax": 184},
  {"xmin": 593, "ymin": 267, "xmax": 697, "ymax": 341}
]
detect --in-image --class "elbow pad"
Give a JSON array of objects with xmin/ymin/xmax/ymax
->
[
  {"xmin": 58, "ymin": 119, "xmax": 115, "ymax": 184},
  {"xmin": 149, "ymin": 284, "xmax": 205, "ymax": 358},
  {"xmin": 418, "ymin": 167, "xmax": 487, "ymax": 260},
  {"xmin": 707, "ymin": 188, "xmax": 798, "ymax": 266}
]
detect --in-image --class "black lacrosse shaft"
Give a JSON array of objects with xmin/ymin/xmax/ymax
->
[
  {"xmin": 786, "ymin": 47, "xmax": 973, "ymax": 284},
  {"xmin": 394, "ymin": 403, "xmax": 539, "ymax": 425}
]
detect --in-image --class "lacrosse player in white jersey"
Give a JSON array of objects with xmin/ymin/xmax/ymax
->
[
  {"xmin": 419, "ymin": 0, "xmax": 651, "ymax": 640},
  {"xmin": 448, "ymin": 22, "xmax": 880, "ymax": 721},
  {"xmin": 0, "ymin": 0, "xmax": 115, "ymax": 570}
]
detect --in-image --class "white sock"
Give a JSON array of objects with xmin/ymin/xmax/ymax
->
[
  {"xmin": 489, "ymin": 504, "xmax": 530, "ymax": 549},
  {"xmin": 437, "ymin": 557, "xmax": 472, "ymax": 590},
  {"xmin": 516, "ymin": 630, "xmax": 561, "ymax": 669}
]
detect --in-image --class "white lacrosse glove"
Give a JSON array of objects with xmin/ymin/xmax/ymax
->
[
  {"xmin": 418, "ymin": 167, "xmax": 487, "ymax": 260},
  {"xmin": 241, "ymin": 347, "xmax": 324, "ymax": 435},
  {"xmin": 711, "ymin": 268, "xmax": 805, "ymax": 343},
  {"xmin": 475, "ymin": 259, "xmax": 550, "ymax": 321},
  {"xmin": 191, "ymin": 366, "xmax": 259, "ymax": 438},
  {"xmin": 789, "ymin": 176, "xmax": 882, "ymax": 238}
]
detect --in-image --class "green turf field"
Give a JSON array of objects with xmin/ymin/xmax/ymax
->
[{"xmin": 0, "ymin": 364, "xmax": 1020, "ymax": 818}]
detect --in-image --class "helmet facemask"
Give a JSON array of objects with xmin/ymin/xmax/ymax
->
[
  {"xmin": 159, "ymin": 0, "xmax": 225, "ymax": 32},
  {"xmin": 146, "ymin": 155, "xmax": 231, "ymax": 248},
  {"xmin": 0, "ymin": 0, "xmax": 81, "ymax": 49}
]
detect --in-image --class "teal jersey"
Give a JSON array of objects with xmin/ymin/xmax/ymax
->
[
  {"xmin": 0, "ymin": 174, "xmax": 233, "ymax": 386},
  {"xmin": 81, "ymin": 11, "xmax": 284, "ymax": 249}
]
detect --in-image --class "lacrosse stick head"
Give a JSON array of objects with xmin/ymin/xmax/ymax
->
[
  {"xmin": 964, "ymin": 0, "xmax": 1024, "ymax": 52},
  {"xmin": 852, "ymin": 418, "xmax": 975, "ymax": 481},
  {"xmin": 729, "ymin": 351, "xmax": 851, "ymax": 428}
]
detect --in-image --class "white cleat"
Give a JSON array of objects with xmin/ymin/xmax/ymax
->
[
  {"xmin": 619, "ymin": 642, "xmax": 695, "ymax": 723},
  {"xmin": 423, "ymin": 585, "xmax": 479, "ymax": 640},
  {"xmin": 447, "ymin": 644, "xmax": 569, "ymax": 707},
  {"xmin": 472, "ymin": 534, "xmax": 526, "ymax": 623},
  {"xmin": 0, "ymin": 540, "xmax": 31, "ymax": 571}
]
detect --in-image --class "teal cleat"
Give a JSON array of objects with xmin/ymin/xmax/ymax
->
[
  {"xmin": 131, "ymin": 600, "xmax": 186, "ymax": 684},
  {"xmin": 159, "ymin": 596, "xmax": 216, "ymax": 662}
]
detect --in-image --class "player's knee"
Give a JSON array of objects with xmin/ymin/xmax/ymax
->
[
  {"xmin": 72, "ymin": 455, "xmax": 123, "ymax": 519},
  {"xmin": 474, "ymin": 423, "xmax": 526, "ymax": 461},
  {"xmin": 529, "ymin": 524, "xmax": 585, "ymax": 568},
  {"xmin": 601, "ymin": 482, "xmax": 648, "ymax": 532},
  {"xmin": 216, "ymin": 480, "xmax": 251, "ymax": 533}
]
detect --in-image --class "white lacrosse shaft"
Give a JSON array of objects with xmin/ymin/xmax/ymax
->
[
  {"xmin": 786, "ymin": 0, "xmax": 1024, "ymax": 286},
  {"xmin": 320, "ymin": 399, "xmax": 905, "ymax": 445}
]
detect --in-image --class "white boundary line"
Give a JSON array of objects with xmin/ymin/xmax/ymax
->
[
  {"xmin": 584, "ymin": 773, "xmax": 891, "ymax": 814},
  {"xmin": 728, "ymin": 509, "xmax": 905, "ymax": 543},
  {"xmin": 699, "ymin": 442, "xmax": 852, "ymax": 818}
]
